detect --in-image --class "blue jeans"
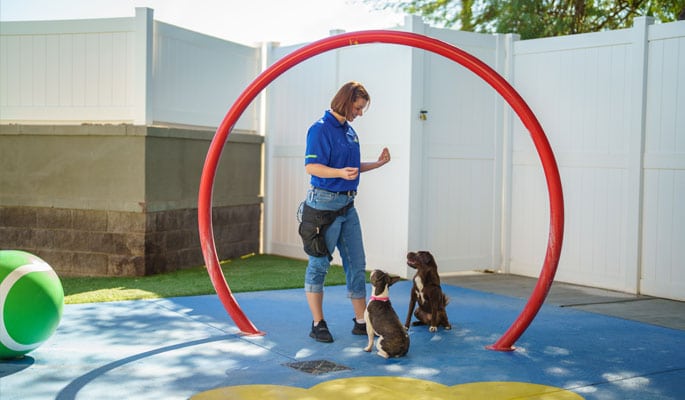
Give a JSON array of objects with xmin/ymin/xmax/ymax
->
[{"xmin": 303, "ymin": 188, "xmax": 367, "ymax": 299}]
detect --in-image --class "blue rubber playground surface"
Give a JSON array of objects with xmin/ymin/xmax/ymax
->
[{"xmin": 2, "ymin": 280, "xmax": 684, "ymax": 399}]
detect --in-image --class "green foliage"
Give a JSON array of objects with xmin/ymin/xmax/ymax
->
[
  {"xmin": 366, "ymin": 0, "xmax": 685, "ymax": 39},
  {"xmin": 61, "ymin": 254, "xmax": 366, "ymax": 304}
]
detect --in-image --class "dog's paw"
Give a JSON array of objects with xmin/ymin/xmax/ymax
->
[
  {"xmin": 363, "ymin": 346, "xmax": 372, "ymax": 352},
  {"xmin": 445, "ymin": 324, "xmax": 452, "ymax": 330},
  {"xmin": 429, "ymin": 326, "xmax": 438, "ymax": 332}
]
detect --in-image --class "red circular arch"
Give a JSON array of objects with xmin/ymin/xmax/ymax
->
[{"xmin": 198, "ymin": 30, "xmax": 564, "ymax": 351}]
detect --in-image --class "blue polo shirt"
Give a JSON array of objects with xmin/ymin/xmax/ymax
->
[{"xmin": 305, "ymin": 110, "xmax": 361, "ymax": 192}]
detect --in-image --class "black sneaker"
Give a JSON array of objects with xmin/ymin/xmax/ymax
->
[
  {"xmin": 310, "ymin": 320, "xmax": 334, "ymax": 343},
  {"xmin": 351, "ymin": 318, "xmax": 367, "ymax": 335}
]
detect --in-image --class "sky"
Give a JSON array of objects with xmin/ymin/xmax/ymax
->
[{"xmin": 0, "ymin": 0, "xmax": 407, "ymax": 46}]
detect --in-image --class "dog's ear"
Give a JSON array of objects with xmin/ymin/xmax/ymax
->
[
  {"xmin": 369, "ymin": 270, "xmax": 381, "ymax": 285},
  {"xmin": 388, "ymin": 275, "xmax": 402, "ymax": 286}
]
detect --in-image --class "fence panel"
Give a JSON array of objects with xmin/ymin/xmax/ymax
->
[
  {"xmin": 640, "ymin": 22, "xmax": 685, "ymax": 300},
  {"xmin": 0, "ymin": 18, "xmax": 137, "ymax": 122},
  {"xmin": 510, "ymin": 28, "xmax": 637, "ymax": 291},
  {"xmin": 419, "ymin": 27, "xmax": 501, "ymax": 273},
  {"xmin": 150, "ymin": 21, "xmax": 260, "ymax": 130}
]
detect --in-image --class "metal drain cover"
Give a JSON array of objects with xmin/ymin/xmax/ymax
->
[{"xmin": 283, "ymin": 359, "xmax": 352, "ymax": 375}]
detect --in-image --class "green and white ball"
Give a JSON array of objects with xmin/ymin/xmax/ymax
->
[{"xmin": 0, "ymin": 250, "xmax": 63, "ymax": 359}]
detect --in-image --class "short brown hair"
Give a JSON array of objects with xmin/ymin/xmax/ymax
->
[{"xmin": 330, "ymin": 82, "xmax": 370, "ymax": 118}]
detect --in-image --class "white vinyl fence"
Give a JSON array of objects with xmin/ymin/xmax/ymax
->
[
  {"xmin": 508, "ymin": 18, "xmax": 685, "ymax": 300},
  {"xmin": 263, "ymin": 17, "xmax": 685, "ymax": 301},
  {"xmin": 1, "ymin": 10, "xmax": 683, "ymax": 300},
  {"xmin": 0, "ymin": 7, "xmax": 260, "ymax": 130}
]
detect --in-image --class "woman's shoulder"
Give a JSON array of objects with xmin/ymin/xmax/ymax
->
[
  {"xmin": 308, "ymin": 118, "xmax": 325, "ymax": 136},
  {"xmin": 309, "ymin": 112, "xmax": 337, "ymax": 133}
]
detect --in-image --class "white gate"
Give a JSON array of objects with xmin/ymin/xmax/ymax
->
[{"xmin": 416, "ymin": 29, "xmax": 504, "ymax": 274}]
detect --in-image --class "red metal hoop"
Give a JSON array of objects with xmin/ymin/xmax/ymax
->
[{"xmin": 198, "ymin": 30, "xmax": 564, "ymax": 350}]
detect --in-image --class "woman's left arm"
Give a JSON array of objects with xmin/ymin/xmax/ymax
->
[{"xmin": 360, "ymin": 147, "xmax": 391, "ymax": 173}]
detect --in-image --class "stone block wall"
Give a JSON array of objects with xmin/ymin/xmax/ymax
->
[
  {"xmin": 0, "ymin": 204, "xmax": 260, "ymax": 276},
  {"xmin": 0, "ymin": 124, "xmax": 263, "ymax": 276}
]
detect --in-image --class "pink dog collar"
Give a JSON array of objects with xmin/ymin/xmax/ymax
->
[{"xmin": 370, "ymin": 295, "xmax": 389, "ymax": 301}]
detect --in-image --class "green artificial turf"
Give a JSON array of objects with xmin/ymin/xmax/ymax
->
[{"xmin": 61, "ymin": 254, "xmax": 363, "ymax": 304}]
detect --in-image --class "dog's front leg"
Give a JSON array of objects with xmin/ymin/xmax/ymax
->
[
  {"xmin": 428, "ymin": 298, "xmax": 439, "ymax": 332},
  {"xmin": 363, "ymin": 309, "xmax": 374, "ymax": 352}
]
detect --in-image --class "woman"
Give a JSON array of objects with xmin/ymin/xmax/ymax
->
[{"xmin": 303, "ymin": 81, "xmax": 391, "ymax": 343}]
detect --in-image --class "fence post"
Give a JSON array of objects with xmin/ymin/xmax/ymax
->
[
  {"xmin": 625, "ymin": 16, "xmax": 654, "ymax": 293},
  {"xmin": 405, "ymin": 15, "xmax": 427, "ymax": 254},
  {"xmin": 134, "ymin": 7, "xmax": 153, "ymax": 125},
  {"xmin": 496, "ymin": 33, "xmax": 520, "ymax": 273},
  {"xmin": 261, "ymin": 41, "xmax": 278, "ymax": 256}
]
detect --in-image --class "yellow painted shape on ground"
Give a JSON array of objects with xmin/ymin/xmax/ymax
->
[
  {"xmin": 192, "ymin": 376, "xmax": 584, "ymax": 400},
  {"xmin": 450, "ymin": 381, "xmax": 584, "ymax": 399}
]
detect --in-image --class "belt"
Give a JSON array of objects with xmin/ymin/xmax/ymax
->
[{"xmin": 313, "ymin": 187, "xmax": 357, "ymax": 196}]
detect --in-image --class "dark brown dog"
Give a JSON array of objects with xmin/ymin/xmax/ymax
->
[
  {"xmin": 405, "ymin": 251, "xmax": 451, "ymax": 332},
  {"xmin": 364, "ymin": 270, "xmax": 410, "ymax": 358}
]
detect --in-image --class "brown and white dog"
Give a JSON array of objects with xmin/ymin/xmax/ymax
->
[
  {"xmin": 363, "ymin": 269, "xmax": 410, "ymax": 358},
  {"xmin": 405, "ymin": 251, "xmax": 451, "ymax": 332}
]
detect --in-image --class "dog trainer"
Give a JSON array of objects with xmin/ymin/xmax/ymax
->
[{"xmin": 302, "ymin": 81, "xmax": 391, "ymax": 343}]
